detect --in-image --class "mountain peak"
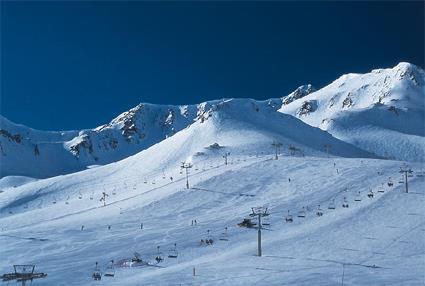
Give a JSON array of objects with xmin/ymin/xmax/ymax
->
[{"xmin": 282, "ymin": 84, "xmax": 316, "ymax": 105}]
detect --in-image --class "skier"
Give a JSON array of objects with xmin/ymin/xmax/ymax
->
[
  {"xmin": 288, "ymin": 178, "xmax": 291, "ymax": 183},
  {"xmin": 170, "ymin": 176, "xmax": 173, "ymax": 182},
  {"xmin": 81, "ymin": 225, "xmax": 84, "ymax": 231},
  {"xmin": 194, "ymin": 219, "xmax": 197, "ymax": 225},
  {"xmin": 108, "ymin": 225, "xmax": 111, "ymax": 230},
  {"xmin": 140, "ymin": 223, "xmax": 143, "ymax": 230}
]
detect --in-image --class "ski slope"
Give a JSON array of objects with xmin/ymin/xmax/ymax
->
[
  {"xmin": 0, "ymin": 107, "xmax": 424, "ymax": 285},
  {"xmin": 0, "ymin": 153, "xmax": 424, "ymax": 285}
]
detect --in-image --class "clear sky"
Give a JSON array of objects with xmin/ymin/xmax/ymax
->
[{"xmin": 1, "ymin": 1, "xmax": 424, "ymax": 131}]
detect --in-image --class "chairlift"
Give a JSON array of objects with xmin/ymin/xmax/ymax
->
[
  {"xmin": 92, "ymin": 262, "xmax": 102, "ymax": 281},
  {"xmin": 203, "ymin": 229, "xmax": 214, "ymax": 245},
  {"xmin": 237, "ymin": 218, "xmax": 256, "ymax": 228},
  {"xmin": 219, "ymin": 227, "xmax": 229, "ymax": 241},
  {"xmin": 168, "ymin": 243, "xmax": 178, "ymax": 258},
  {"xmin": 112, "ymin": 188, "xmax": 116, "ymax": 195},
  {"xmin": 155, "ymin": 246, "xmax": 164, "ymax": 263},
  {"xmin": 316, "ymin": 205, "xmax": 323, "ymax": 217},
  {"xmin": 342, "ymin": 197, "xmax": 349, "ymax": 208},
  {"xmin": 367, "ymin": 189, "xmax": 374, "ymax": 198},
  {"xmin": 52, "ymin": 197, "xmax": 57, "ymax": 204},
  {"xmin": 262, "ymin": 216, "xmax": 271, "ymax": 226},
  {"xmin": 378, "ymin": 183, "xmax": 385, "ymax": 193},
  {"xmin": 144, "ymin": 178, "xmax": 147, "ymax": 184},
  {"xmin": 387, "ymin": 177, "xmax": 394, "ymax": 187},
  {"xmin": 132, "ymin": 252, "xmax": 143, "ymax": 263},
  {"xmin": 65, "ymin": 196, "xmax": 70, "ymax": 204},
  {"xmin": 78, "ymin": 192, "xmax": 83, "ymax": 200},
  {"xmin": 328, "ymin": 199, "xmax": 336, "ymax": 210},
  {"xmin": 297, "ymin": 207, "xmax": 306, "ymax": 218},
  {"xmin": 354, "ymin": 191, "xmax": 362, "ymax": 202},
  {"xmin": 104, "ymin": 260, "xmax": 115, "ymax": 277},
  {"xmin": 285, "ymin": 210, "xmax": 293, "ymax": 223}
]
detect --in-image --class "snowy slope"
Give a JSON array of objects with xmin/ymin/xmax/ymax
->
[
  {"xmin": 0, "ymin": 95, "xmax": 367, "ymax": 178},
  {"xmin": 0, "ymin": 104, "xmax": 201, "ymax": 178},
  {"xmin": 279, "ymin": 62, "xmax": 425, "ymax": 161},
  {"xmin": 0, "ymin": 148, "xmax": 423, "ymax": 285}
]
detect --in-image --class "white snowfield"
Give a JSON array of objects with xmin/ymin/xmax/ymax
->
[
  {"xmin": 279, "ymin": 62, "xmax": 425, "ymax": 162},
  {"xmin": 0, "ymin": 62, "xmax": 424, "ymax": 285}
]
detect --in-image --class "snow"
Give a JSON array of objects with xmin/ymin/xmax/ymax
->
[
  {"xmin": 279, "ymin": 63, "xmax": 425, "ymax": 162},
  {"xmin": 0, "ymin": 152, "xmax": 424, "ymax": 285},
  {"xmin": 0, "ymin": 62, "xmax": 424, "ymax": 285}
]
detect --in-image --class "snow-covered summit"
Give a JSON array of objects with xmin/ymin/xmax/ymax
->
[{"xmin": 279, "ymin": 62, "xmax": 425, "ymax": 161}]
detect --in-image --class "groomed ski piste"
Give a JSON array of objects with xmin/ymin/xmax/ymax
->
[{"xmin": 1, "ymin": 101, "xmax": 424, "ymax": 286}]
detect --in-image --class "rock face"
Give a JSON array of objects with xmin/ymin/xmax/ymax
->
[{"xmin": 282, "ymin": 84, "xmax": 316, "ymax": 106}]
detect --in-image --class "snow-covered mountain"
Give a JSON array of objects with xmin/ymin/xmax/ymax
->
[
  {"xmin": 0, "ymin": 97, "xmax": 371, "ymax": 178},
  {"xmin": 279, "ymin": 62, "xmax": 425, "ymax": 162},
  {"xmin": 1, "ymin": 63, "xmax": 424, "ymax": 286},
  {"xmin": 1, "ymin": 62, "xmax": 424, "ymax": 179},
  {"xmin": 0, "ymin": 104, "xmax": 201, "ymax": 178}
]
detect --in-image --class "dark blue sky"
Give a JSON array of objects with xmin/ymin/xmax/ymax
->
[{"xmin": 1, "ymin": 1, "xmax": 424, "ymax": 131}]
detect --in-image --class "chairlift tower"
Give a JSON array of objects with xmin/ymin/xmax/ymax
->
[
  {"xmin": 271, "ymin": 141, "xmax": 283, "ymax": 160},
  {"xmin": 1, "ymin": 265, "xmax": 47, "ymax": 286},
  {"xmin": 399, "ymin": 165, "xmax": 413, "ymax": 193},
  {"xmin": 181, "ymin": 162, "xmax": 193, "ymax": 189},
  {"xmin": 250, "ymin": 207, "xmax": 270, "ymax": 257},
  {"xmin": 223, "ymin": 152, "xmax": 230, "ymax": 165}
]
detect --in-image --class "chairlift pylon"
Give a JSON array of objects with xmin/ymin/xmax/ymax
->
[{"xmin": 168, "ymin": 243, "xmax": 178, "ymax": 258}]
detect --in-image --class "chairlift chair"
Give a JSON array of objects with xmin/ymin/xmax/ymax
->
[
  {"xmin": 316, "ymin": 205, "xmax": 323, "ymax": 217},
  {"xmin": 342, "ymin": 197, "xmax": 349, "ymax": 208},
  {"xmin": 78, "ymin": 193, "xmax": 83, "ymax": 200},
  {"xmin": 387, "ymin": 177, "xmax": 394, "ymax": 187},
  {"xmin": 354, "ymin": 191, "xmax": 362, "ymax": 202},
  {"xmin": 168, "ymin": 243, "xmax": 178, "ymax": 258},
  {"xmin": 104, "ymin": 260, "xmax": 115, "ymax": 277},
  {"xmin": 297, "ymin": 207, "xmax": 306, "ymax": 218},
  {"xmin": 52, "ymin": 196, "xmax": 57, "ymax": 204},
  {"xmin": 90, "ymin": 192, "xmax": 94, "ymax": 200},
  {"xmin": 205, "ymin": 230, "xmax": 214, "ymax": 245},
  {"xmin": 367, "ymin": 189, "xmax": 374, "ymax": 198},
  {"xmin": 132, "ymin": 252, "xmax": 143, "ymax": 263},
  {"xmin": 285, "ymin": 210, "xmax": 293, "ymax": 223},
  {"xmin": 328, "ymin": 199, "xmax": 336, "ymax": 210},
  {"xmin": 262, "ymin": 216, "xmax": 271, "ymax": 226},
  {"xmin": 378, "ymin": 183, "xmax": 385, "ymax": 193},
  {"xmin": 155, "ymin": 246, "xmax": 164, "ymax": 263},
  {"xmin": 92, "ymin": 262, "xmax": 102, "ymax": 281},
  {"xmin": 219, "ymin": 227, "xmax": 229, "ymax": 241}
]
